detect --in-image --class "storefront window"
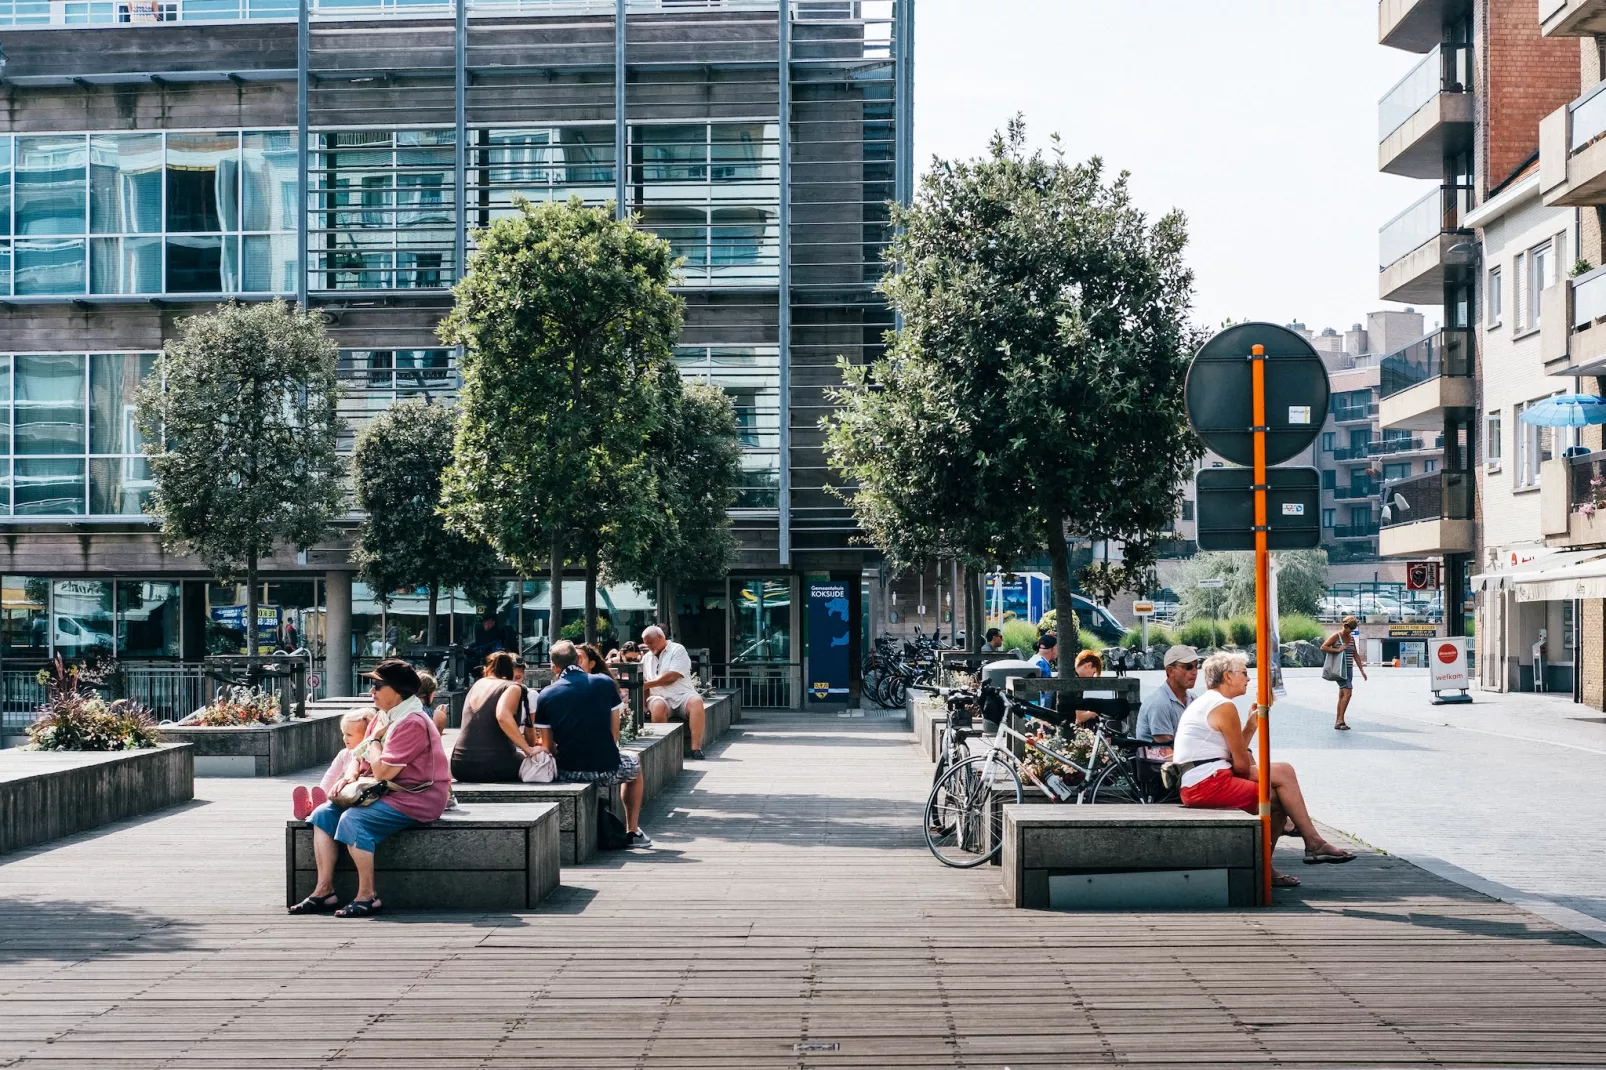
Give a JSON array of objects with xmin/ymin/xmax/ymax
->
[
  {"xmin": 117, "ymin": 580, "xmax": 181, "ymax": 658},
  {"xmin": 52, "ymin": 578, "xmax": 113, "ymax": 659},
  {"xmin": 731, "ymin": 578, "xmax": 789, "ymax": 663},
  {"xmin": 1, "ymin": 576, "xmax": 49, "ymax": 656}
]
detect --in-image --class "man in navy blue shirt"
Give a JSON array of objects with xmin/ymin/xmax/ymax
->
[{"xmin": 539, "ymin": 640, "xmax": 651, "ymax": 848}]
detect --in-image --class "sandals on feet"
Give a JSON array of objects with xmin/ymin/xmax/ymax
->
[
  {"xmin": 1271, "ymin": 873, "xmax": 1302, "ymax": 888},
  {"xmin": 1304, "ymin": 846, "xmax": 1356, "ymax": 865},
  {"xmin": 288, "ymin": 892, "xmax": 339, "ymax": 915},
  {"xmin": 1334, "ymin": 722, "xmax": 1351, "ymax": 731},
  {"xmin": 335, "ymin": 898, "xmax": 383, "ymax": 918}
]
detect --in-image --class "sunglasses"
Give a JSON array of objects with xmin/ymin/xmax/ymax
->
[{"xmin": 1175, "ymin": 662, "xmax": 1201, "ymax": 671}]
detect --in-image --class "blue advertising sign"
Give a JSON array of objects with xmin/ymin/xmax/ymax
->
[
  {"xmin": 210, "ymin": 605, "xmax": 282, "ymax": 655},
  {"xmin": 807, "ymin": 582, "xmax": 851, "ymax": 703}
]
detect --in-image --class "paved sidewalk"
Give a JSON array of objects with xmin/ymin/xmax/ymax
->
[{"xmin": 2, "ymin": 711, "xmax": 1605, "ymax": 1067}]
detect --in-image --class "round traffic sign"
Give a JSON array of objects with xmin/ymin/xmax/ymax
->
[{"xmin": 1184, "ymin": 322, "xmax": 1330, "ymax": 467}]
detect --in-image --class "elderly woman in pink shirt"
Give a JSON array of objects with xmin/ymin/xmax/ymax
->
[{"xmin": 290, "ymin": 658, "xmax": 450, "ymax": 918}]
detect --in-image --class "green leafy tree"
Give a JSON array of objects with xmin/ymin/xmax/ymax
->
[
  {"xmin": 135, "ymin": 301, "xmax": 344, "ymax": 658},
  {"xmin": 825, "ymin": 119, "xmax": 1199, "ymax": 674},
  {"xmin": 351, "ymin": 398, "xmax": 501, "ymax": 646},
  {"xmin": 439, "ymin": 198, "xmax": 684, "ymax": 646},
  {"xmin": 1179, "ymin": 548, "xmax": 1329, "ymax": 621}
]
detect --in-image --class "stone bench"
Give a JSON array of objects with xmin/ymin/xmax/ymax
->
[
  {"xmin": 452, "ymin": 781, "xmax": 597, "ymax": 865},
  {"xmin": 1001, "ymin": 805, "xmax": 1263, "ymax": 910},
  {"xmin": 627, "ymin": 721, "xmax": 685, "ymax": 804},
  {"xmin": 0, "ymin": 744, "xmax": 194, "ymax": 856},
  {"xmin": 285, "ymin": 802, "xmax": 561, "ymax": 911},
  {"xmin": 906, "ymin": 689, "xmax": 945, "ymax": 762},
  {"xmin": 651, "ymin": 689, "xmax": 734, "ymax": 755},
  {"xmin": 161, "ymin": 710, "xmax": 345, "ymax": 777}
]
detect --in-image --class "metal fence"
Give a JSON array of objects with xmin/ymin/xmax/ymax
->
[
  {"xmin": 1381, "ymin": 469, "xmax": 1472, "ymax": 527},
  {"xmin": 713, "ymin": 663, "xmax": 797, "ymax": 708}
]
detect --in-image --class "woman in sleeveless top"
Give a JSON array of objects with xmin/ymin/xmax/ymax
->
[
  {"xmin": 1319, "ymin": 615, "xmax": 1367, "ymax": 730},
  {"xmin": 1173, "ymin": 651, "xmax": 1354, "ymax": 888},
  {"xmin": 450, "ymin": 651, "xmax": 536, "ymax": 783}
]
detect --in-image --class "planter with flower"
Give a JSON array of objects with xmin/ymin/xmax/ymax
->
[{"xmin": 159, "ymin": 685, "xmax": 343, "ymax": 778}]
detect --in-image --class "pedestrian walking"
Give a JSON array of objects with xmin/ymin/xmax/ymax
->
[{"xmin": 1320, "ymin": 615, "xmax": 1367, "ymax": 731}]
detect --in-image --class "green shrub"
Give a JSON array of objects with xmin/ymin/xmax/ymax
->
[
  {"xmin": 1121, "ymin": 624, "xmax": 1173, "ymax": 650},
  {"xmin": 1278, "ymin": 613, "xmax": 1324, "ymax": 643},
  {"xmin": 1000, "ymin": 620, "xmax": 1039, "ymax": 655},
  {"xmin": 27, "ymin": 692, "xmax": 162, "ymax": 751},
  {"xmin": 1176, "ymin": 618, "xmax": 1219, "ymax": 649},
  {"xmin": 1037, "ymin": 609, "xmax": 1057, "ymax": 636},
  {"xmin": 1226, "ymin": 615, "xmax": 1256, "ymax": 647}
]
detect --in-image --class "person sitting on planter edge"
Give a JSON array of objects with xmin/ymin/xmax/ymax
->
[
  {"xmin": 641, "ymin": 625, "xmax": 707, "ymax": 761},
  {"xmin": 543, "ymin": 640, "xmax": 653, "ymax": 849},
  {"xmin": 290, "ymin": 658, "xmax": 450, "ymax": 918}
]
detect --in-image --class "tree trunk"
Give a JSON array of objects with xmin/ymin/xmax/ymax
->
[
  {"xmin": 966, "ymin": 564, "xmax": 985, "ymax": 652},
  {"xmin": 1046, "ymin": 518, "xmax": 1080, "ymax": 677},
  {"xmin": 427, "ymin": 582, "xmax": 439, "ymax": 646},
  {"xmin": 549, "ymin": 534, "xmax": 564, "ymax": 653},
  {"xmin": 245, "ymin": 553, "xmax": 259, "ymax": 683},
  {"xmin": 584, "ymin": 553, "xmax": 598, "ymax": 647}
]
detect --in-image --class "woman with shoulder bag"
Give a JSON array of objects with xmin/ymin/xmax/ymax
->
[
  {"xmin": 1320, "ymin": 615, "xmax": 1367, "ymax": 731},
  {"xmin": 291, "ymin": 658, "xmax": 450, "ymax": 918}
]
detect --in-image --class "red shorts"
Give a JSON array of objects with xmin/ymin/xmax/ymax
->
[{"xmin": 1180, "ymin": 766, "xmax": 1259, "ymax": 814}]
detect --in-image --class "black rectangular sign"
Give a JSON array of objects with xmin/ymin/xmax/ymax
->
[{"xmin": 1195, "ymin": 466, "xmax": 1322, "ymax": 551}]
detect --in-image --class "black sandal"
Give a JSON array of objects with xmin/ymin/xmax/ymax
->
[
  {"xmin": 288, "ymin": 892, "xmax": 340, "ymax": 915},
  {"xmin": 335, "ymin": 897, "xmax": 383, "ymax": 918}
]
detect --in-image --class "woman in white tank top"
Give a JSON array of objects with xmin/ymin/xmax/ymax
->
[{"xmin": 1173, "ymin": 652, "xmax": 1354, "ymax": 888}]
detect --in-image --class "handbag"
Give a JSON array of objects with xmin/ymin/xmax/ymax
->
[
  {"xmin": 1321, "ymin": 650, "xmax": 1345, "ymax": 682},
  {"xmin": 331, "ymin": 776, "xmax": 390, "ymax": 808},
  {"xmin": 519, "ymin": 747, "xmax": 557, "ymax": 784}
]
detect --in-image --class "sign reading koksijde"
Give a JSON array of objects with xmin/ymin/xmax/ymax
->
[{"xmin": 806, "ymin": 582, "xmax": 851, "ymax": 703}]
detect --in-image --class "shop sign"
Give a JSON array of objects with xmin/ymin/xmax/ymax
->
[
  {"xmin": 1429, "ymin": 637, "xmax": 1469, "ymax": 694},
  {"xmin": 210, "ymin": 604, "xmax": 282, "ymax": 655},
  {"xmin": 1388, "ymin": 624, "xmax": 1437, "ymax": 637},
  {"xmin": 806, "ymin": 583, "xmax": 850, "ymax": 703}
]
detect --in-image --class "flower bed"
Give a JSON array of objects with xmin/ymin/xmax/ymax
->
[
  {"xmin": 160, "ymin": 687, "xmax": 340, "ymax": 777},
  {"xmin": 27, "ymin": 692, "xmax": 164, "ymax": 752}
]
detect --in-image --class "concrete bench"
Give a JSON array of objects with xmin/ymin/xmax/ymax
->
[
  {"xmin": 1001, "ymin": 805, "xmax": 1263, "ymax": 910},
  {"xmin": 651, "ymin": 690, "xmax": 734, "ymax": 755},
  {"xmin": 285, "ymin": 802, "xmax": 561, "ymax": 911},
  {"xmin": 452, "ymin": 781, "xmax": 596, "ymax": 865},
  {"xmin": 0, "ymin": 744, "xmax": 194, "ymax": 856},
  {"xmin": 907, "ymin": 689, "xmax": 945, "ymax": 762},
  {"xmin": 627, "ymin": 721, "xmax": 685, "ymax": 804}
]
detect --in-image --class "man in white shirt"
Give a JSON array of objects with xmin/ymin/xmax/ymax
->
[{"xmin": 641, "ymin": 625, "xmax": 707, "ymax": 760}]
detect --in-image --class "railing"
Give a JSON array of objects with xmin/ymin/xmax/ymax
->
[
  {"xmin": 0, "ymin": 0, "xmax": 778, "ymax": 24},
  {"xmin": 1333, "ymin": 522, "xmax": 1380, "ymax": 539},
  {"xmin": 1372, "ymin": 436, "xmax": 1425, "ymax": 455},
  {"xmin": 124, "ymin": 666, "xmax": 208, "ymax": 721},
  {"xmin": 0, "ymin": 671, "xmax": 49, "ymax": 730},
  {"xmin": 1331, "ymin": 402, "xmax": 1377, "ymax": 423},
  {"xmin": 1378, "ymin": 43, "xmax": 1471, "ymax": 140},
  {"xmin": 1568, "ymin": 450, "xmax": 1606, "ymax": 507},
  {"xmin": 1332, "ymin": 483, "xmax": 1377, "ymax": 500},
  {"xmin": 1331, "ymin": 444, "xmax": 1372, "ymax": 461},
  {"xmin": 1575, "ymin": 264, "xmax": 1606, "ymax": 331},
  {"xmin": 1379, "ymin": 183, "xmax": 1473, "ymax": 269},
  {"xmin": 1381, "ymin": 470, "xmax": 1473, "ymax": 527},
  {"xmin": 1379, "ymin": 328, "xmax": 1474, "ymax": 399},
  {"xmin": 713, "ymin": 662, "xmax": 796, "ymax": 709},
  {"xmin": 1570, "ymin": 79, "xmax": 1606, "ymax": 153}
]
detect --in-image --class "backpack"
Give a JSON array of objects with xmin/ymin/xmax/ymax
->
[{"xmin": 596, "ymin": 799, "xmax": 632, "ymax": 851}]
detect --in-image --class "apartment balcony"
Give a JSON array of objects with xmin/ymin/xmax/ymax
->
[
  {"xmin": 1379, "ymin": 470, "xmax": 1475, "ymax": 556},
  {"xmin": 1371, "ymin": 434, "xmax": 1444, "ymax": 456},
  {"xmin": 1379, "ymin": 184, "xmax": 1475, "ymax": 302},
  {"xmin": 1331, "ymin": 401, "xmax": 1379, "ymax": 423},
  {"xmin": 1333, "ymin": 522, "xmax": 1382, "ymax": 539},
  {"xmin": 1332, "ymin": 484, "xmax": 1379, "ymax": 501},
  {"xmin": 1537, "ymin": 269, "xmax": 1606, "ymax": 375},
  {"xmin": 1540, "ymin": 0, "xmax": 1606, "ymax": 37},
  {"xmin": 1330, "ymin": 444, "xmax": 1373, "ymax": 461},
  {"xmin": 1539, "ymin": 83, "xmax": 1606, "ymax": 207},
  {"xmin": 1379, "ymin": 44, "xmax": 1475, "ymax": 178},
  {"xmin": 1381, "ymin": 0, "xmax": 1468, "ymax": 51},
  {"xmin": 1377, "ymin": 328, "xmax": 1475, "ymax": 431},
  {"xmin": 1541, "ymin": 452, "xmax": 1606, "ymax": 547}
]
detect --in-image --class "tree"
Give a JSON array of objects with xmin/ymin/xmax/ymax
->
[
  {"xmin": 135, "ymin": 301, "xmax": 344, "ymax": 660},
  {"xmin": 351, "ymin": 398, "xmax": 501, "ymax": 646},
  {"xmin": 439, "ymin": 198, "xmax": 684, "ymax": 647},
  {"xmin": 825, "ymin": 119, "xmax": 1199, "ymax": 675},
  {"xmin": 1179, "ymin": 549, "xmax": 1329, "ymax": 621}
]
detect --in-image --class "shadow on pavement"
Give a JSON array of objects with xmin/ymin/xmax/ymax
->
[{"xmin": 0, "ymin": 897, "xmax": 195, "ymax": 961}]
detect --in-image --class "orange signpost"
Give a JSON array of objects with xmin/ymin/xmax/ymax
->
[{"xmin": 1250, "ymin": 343, "xmax": 1273, "ymax": 906}]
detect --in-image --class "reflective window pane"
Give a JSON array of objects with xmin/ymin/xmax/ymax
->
[
  {"xmin": 558, "ymin": 126, "xmax": 614, "ymax": 185},
  {"xmin": 15, "ymin": 136, "xmax": 86, "ymax": 236},
  {"xmin": 14, "ymin": 238, "xmax": 85, "ymax": 295},
  {"xmin": 0, "ymin": 240, "xmax": 11, "ymax": 295},
  {"xmin": 15, "ymin": 353, "xmax": 86, "ymax": 455},
  {"xmin": 89, "ymin": 133, "xmax": 163, "ymax": 234},
  {"xmin": 166, "ymin": 132, "xmax": 240, "ymax": 233},
  {"xmin": 711, "ymin": 123, "xmax": 778, "ymax": 181},
  {"xmin": 118, "ymin": 579, "xmax": 181, "ymax": 657},
  {"xmin": 51, "ymin": 578, "xmax": 112, "ymax": 657},
  {"xmin": 243, "ymin": 130, "xmax": 298, "ymax": 232},
  {"xmin": 166, "ymin": 234, "xmax": 237, "ymax": 292},
  {"xmin": 16, "ymin": 457, "xmax": 85, "ymax": 515},
  {"xmin": 0, "ymin": 356, "xmax": 10, "ymax": 456},
  {"xmin": 731, "ymin": 578, "xmax": 790, "ymax": 661},
  {"xmin": 1, "ymin": 576, "xmax": 49, "ymax": 656},
  {"xmin": 635, "ymin": 125, "xmax": 706, "ymax": 182},
  {"xmin": 242, "ymin": 233, "xmax": 296, "ymax": 293},
  {"xmin": 90, "ymin": 235, "xmax": 162, "ymax": 295},
  {"xmin": 90, "ymin": 455, "xmax": 152, "ymax": 515},
  {"xmin": 90, "ymin": 352, "xmax": 155, "ymax": 453},
  {"xmin": 0, "ymin": 139, "xmax": 12, "ymax": 236}
]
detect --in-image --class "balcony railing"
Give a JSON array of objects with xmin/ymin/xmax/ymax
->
[
  {"xmin": 1331, "ymin": 402, "xmax": 1378, "ymax": 423},
  {"xmin": 1371, "ymin": 435, "xmax": 1443, "ymax": 455},
  {"xmin": 1574, "ymin": 263, "xmax": 1606, "ymax": 333},
  {"xmin": 1330, "ymin": 444, "xmax": 1372, "ymax": 461},
  {"xmin": 1333, "ymin": 522, "xmax": 1381, "ymax": 539},
  {"xmin": 1379, "ymin": 43, "xmax": 1473, "ymax": 140},
  {"xmin": 1333, "ymin": 483, "xmax": 1378, "ymax": 500},
  {"xmin": 1379, "ymin": 183, "xmax": 1474, "ymax": 269},
  {"xmin": 1571, "ymin": 79, "xmax": 1606, "ymax": 153},
  {"xmin": 1568, "ymin": 449, "xmax": 1606, "ymax": 506},
  {"xmin": 0, "ymin": 0, "xmax": 771, "ymax": 25},
  {"xmin": 1379, "ymin": 328, "xmax": 1474, "ymax": 399},
  {"xmin": 1381, "ymin": 470, "xmax": 1473, "ymax": 527}
]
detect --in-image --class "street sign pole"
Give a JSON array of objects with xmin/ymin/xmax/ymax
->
[{"xmin": 1250, "ymin": 342, "xmax": 1273, "ymax": 908}]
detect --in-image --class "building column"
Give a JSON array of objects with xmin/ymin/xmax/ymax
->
[{"xmin": 325, "ymin": 571, "xmax": 353, "ymax": 697}]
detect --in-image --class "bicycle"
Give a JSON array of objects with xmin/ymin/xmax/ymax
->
[{"xmin": 923, "ymin": 685, "xmax": 1158, "ymax": 867}]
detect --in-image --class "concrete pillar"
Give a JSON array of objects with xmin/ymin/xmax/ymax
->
[{"xmin": 325, "ymin": 571, "xmax": 353, "ymax": 697}]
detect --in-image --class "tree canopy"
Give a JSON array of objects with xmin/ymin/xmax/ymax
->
[
  {"xmin": 351, "ymin": 398, "xmax": 502, "ymax": 645},
  {"xmin": 1179, "ymin": 549, "xmax": 1329, "ymax": 621},
  {"xmin": 135, "ymin": 300, "xmax": 345, "ymax": 656},
  {"xmin": 824, "ymin": 119, "xmax": 1199, "ymax": 669}
]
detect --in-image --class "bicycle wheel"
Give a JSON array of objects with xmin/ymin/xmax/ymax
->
[
  {"xmin": 1087, "ymin": 759, "xmax": 1147, "ymax": 804},
  {"xmin": 925, "ymin": 753, "xmax": 1021, "ymax": 867},
  {"xmin": 887, "ymin": 674, "xmax": 909, "ymax": 709},
  {"xmin": 862, "ymin": 666, "xmax": 888, "ymax": 706}
]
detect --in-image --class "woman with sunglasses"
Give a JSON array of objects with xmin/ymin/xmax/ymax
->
[
  {"xmin": 1172, "ymin": 651, "xmax": 1354, "ymax": 888},
  {"xmin": 290, "ymin": 658, "xmax": 449, "ymax": 918}
]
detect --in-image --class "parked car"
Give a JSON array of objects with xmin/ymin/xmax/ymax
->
[{"xmin": 54, "ymin": 615, "xmax": 114, "ymax": 653}]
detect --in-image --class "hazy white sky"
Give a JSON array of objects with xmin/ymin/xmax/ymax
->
[{"xmin": 914, "ymin": 0, "xmax": 1436, "ymax": 337}]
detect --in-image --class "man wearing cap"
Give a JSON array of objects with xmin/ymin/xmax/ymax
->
[
  {"xmin": 1030, "ymin": 633, "xmax": 1058, "ymax": 678},
  {"xmin": 1135, "ymin": 644, "xmax": 1201, "ymax": 749}
]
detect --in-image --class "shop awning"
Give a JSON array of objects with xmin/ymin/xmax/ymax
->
[
  {"xmin": 1472, "ymin": 549, "xmax": 1598, "ymax": 593},
  {"xmin": 1501, "ymin": 550, "xmax": 1606, "ymax": 602}
]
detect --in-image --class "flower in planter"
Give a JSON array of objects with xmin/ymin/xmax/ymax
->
[
  {"xmin": 27, "ymin": 692, "xmax": 161, "ymax": 751},
  {"xmin": 190, "ymin": 686, "xmax": 282, "ymax": 727}
]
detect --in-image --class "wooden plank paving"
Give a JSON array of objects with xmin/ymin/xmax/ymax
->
[{"xmin": 1, "ymin": 710, "xmax": 1604, "ymax": 1068}]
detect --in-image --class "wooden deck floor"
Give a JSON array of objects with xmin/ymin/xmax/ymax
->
[{"xmin": 2, "ymin": 712, "xmax": 1604, "ymax": 1068}]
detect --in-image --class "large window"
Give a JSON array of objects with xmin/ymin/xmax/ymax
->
[
  {"xmin": 52, "ymin": 579, "xmax": 114, "ymax": 659},
  {"xmin": 311, "ymin": 129, "xmax": 455, "ymax": 291},
  {"xmin": 677, "ymin": 346, "xmax": 780, "ymax": 510},
  {"xmin": 732, "ymin": 578, "xmax": 790, "ymax": 663},
  {"xmin": 0, "ymin": 131, "xmax": 296, "ymax": 298},
  {"xmin": 335, "ymin": 349, "xmax": 457, "ymax": 450},
  {"xmin": 1515, "ymin": 398, "xmax": 1557, "ymax": 489}
]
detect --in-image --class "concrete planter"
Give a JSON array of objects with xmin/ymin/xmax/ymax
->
[
  {"xmin": 162, "ymin": 710, "xmax": 344, "ymax": 777},
  {"xmin": 627, "ymin": 721, "xmax": 685, "ymax": 804},
  {"xmin": 0, "ymin": 743, "xmax": 194, "ymax": 856},
  {"xmin": 907, "ymin": 689, "xmax": 945, "ymax": 762},
  {"xmin": 452, "ymin": 781, "xmax": 598, "ymax": 866}
]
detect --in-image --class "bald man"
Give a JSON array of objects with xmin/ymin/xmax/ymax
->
[{"xmin": 641, "ymin": 626, "xmax": 707, "ymax": 760}]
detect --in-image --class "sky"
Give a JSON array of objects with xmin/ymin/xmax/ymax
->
[{"xmin": 913, "ymin": 0, "xmax": 1437, "ymax": 338}]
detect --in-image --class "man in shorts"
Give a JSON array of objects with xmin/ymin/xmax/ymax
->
[
  {"xmin": 542, "ymin": 640, "xmax": 650, "ymax": 848},
  {"xmin": 641, "ymin": 625, "xmax": 707, "ymax": 760}
]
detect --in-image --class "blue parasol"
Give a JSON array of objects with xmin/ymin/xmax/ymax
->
[{"xmin": 1519, "ymin": 393, "xmax": 1606, "ymax": 427}]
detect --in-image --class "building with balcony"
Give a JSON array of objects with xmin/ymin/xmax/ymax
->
[{"xmin": 0, "ymin": 0, "xmax": 913, "ymax": 715}]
